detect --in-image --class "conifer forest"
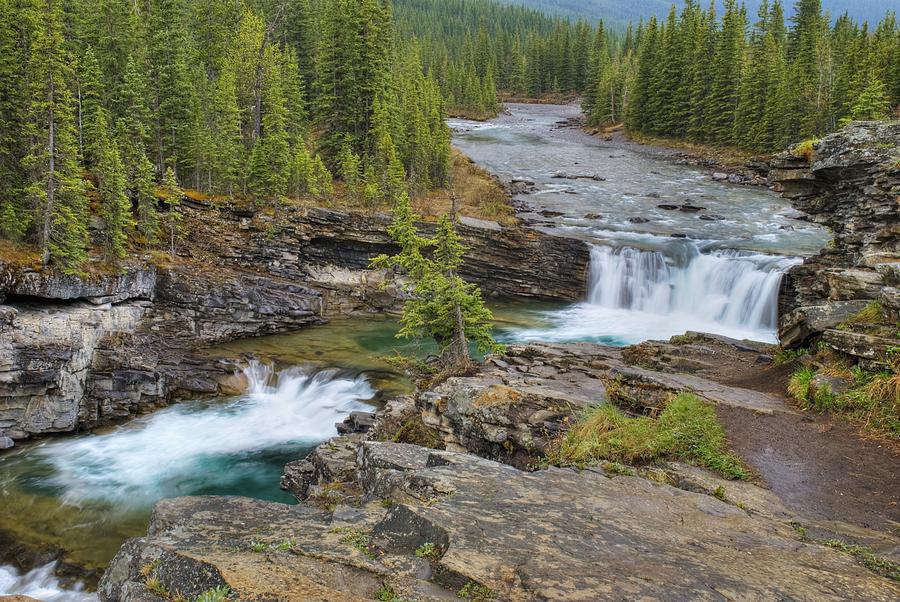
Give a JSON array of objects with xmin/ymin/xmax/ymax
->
[{"xmin": 1, "ymin": 0, "xmax": 897, "ymax": 274}]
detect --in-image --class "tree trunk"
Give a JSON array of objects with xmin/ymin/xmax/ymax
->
[{"xmin": 42, "ymin": 69, "xmax": 57, "ymax": 267}]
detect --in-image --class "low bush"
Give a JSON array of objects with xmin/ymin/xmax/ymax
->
[{"xmin": 551, "ymin": 393, "xmax": 749, "ymax": 480}]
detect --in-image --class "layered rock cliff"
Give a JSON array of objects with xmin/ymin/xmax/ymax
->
[
  {"xmin": 773, "ymin": 121, "xmax": 900, "ymax": 361},
  {"xmin": 0, "ymin": 206, "xmax": 589, "ymax": 443}
]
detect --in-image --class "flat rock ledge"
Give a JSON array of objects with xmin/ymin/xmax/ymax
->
[
  {"xmin": 101, "ymin": 441, "xmax": 899, "ymax": 602},
  {"xmin": 101, "ymin": 338, "xmax": 900, "ymax": 602}
]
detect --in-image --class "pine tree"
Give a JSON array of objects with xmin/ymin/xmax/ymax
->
[
  {"xmin": 22, "ymin": 0, "xmax": 90, "ymax": 272},
  {"xmin": 0, "ymin": 2, "xmax": 32, "ymax": 241},
  {"xmin": 843, "ymin": 69, "xmax": 891, "ymax": 122},
  {"xmin": 371, "ymin": 194, "xmax": 501, "ymax": 372},
  {"xmin": 310, "ymin": 155, "xmax": 334, "ymax": 200},
  {"xmin": 249, "ymin": 46, "xmax": 291, "ymax": 200},
  {"xmin": 78, "ymin": 46, "xmax": 105, "ymax": 166},
  {"xmin": 160, "ymin": 165, "xmax": 182, "ymax": 258},
  {"xmin": 133, "ymin": 154, "xmax": 159, "ymax": 243},
  {"xmin": 336, "ymin": 142, "xmax": 362, "ymax": 202},
  {"xmin": 706, "ymin": 0, "xmax": 746, "ymax": 145},
  {"xmin": 93, "ymin": 118, "xmax": 133, "ymax": 261}
]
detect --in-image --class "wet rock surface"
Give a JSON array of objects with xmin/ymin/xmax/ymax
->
[
  {"xmin": 773, "ymin": 121, "xmax": 900, "ymax": 357},
  {"xmin": 103, "ymin": 444, "xmax": 900, "ymax": 601},
  {"xmin": 100, "ymin": 337, "xmax": 900, "ymax": 601}
]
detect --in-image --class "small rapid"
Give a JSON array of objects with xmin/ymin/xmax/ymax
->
[
  {"xmin": 0, "ymin": 563, "xmax": 94, "ymax": 602},
  {"xmin": 0, "ymin": 362, "xmax": 375, "ymax": 600},
  {"xmin": 510, "ymin": 244, "xmax": 798, "ymax": 345}
]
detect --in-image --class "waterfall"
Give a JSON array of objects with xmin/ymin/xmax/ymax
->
[
  {"xmin": 509, "ymin": 244, "xmax": 798, "ymax": 346},
  {"xmin": 587, "ymin": 246, "xmax": 795, "ymax": 331},
  {"xmin": 33, "ymin": 362, "xmax": 375, "ymax": 505}
]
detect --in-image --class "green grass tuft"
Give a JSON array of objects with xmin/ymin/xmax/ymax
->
[
  {"xmin": 194, "ymin": 586, "xmax": 231, "ymax": 602},
  {"xmin": 457, "ymin": 581, "xmax": 496, "ymax": 600},
  {"xmin": 551, "ymin": 393, "xmax": 749, "ymax": 480},
  {"xmin": 787, "ymin": 366, "xmax": 816, "ymax": 404}
]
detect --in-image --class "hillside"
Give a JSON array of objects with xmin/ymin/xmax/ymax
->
[{"xmin": 501, "ymin": 0, "xmax": 898, "ymax": 26}]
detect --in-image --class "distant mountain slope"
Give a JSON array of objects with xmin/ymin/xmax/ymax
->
[{"xmin": 500, "ymin": 1, "xmax": 897, "ymax": 26}]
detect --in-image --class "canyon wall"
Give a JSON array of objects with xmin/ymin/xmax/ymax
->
[
  {"xmin": 0, "ymin": 207, "xmax": 589, "ymax": 443},
  {"xmin": 773, "ymin": 121, "xmax": 899, "ymax": 363}
]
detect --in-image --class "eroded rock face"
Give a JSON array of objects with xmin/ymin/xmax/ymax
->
[
  {"xmin": 773, "ymin": 122, "xmax": 900, "ymax": 355},
  {"xmin": 0, "ymin": 263, "xmax": 157, "ymax": 305},
  {"xmin": 0, "ymin": 204, "xmax": 590, "ymax": 441},
  {"xmin": 100, "ymin": 441, "xmax": 900, "ymax": 602}
]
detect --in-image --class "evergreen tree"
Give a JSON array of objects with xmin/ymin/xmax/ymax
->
[
  {"xmin": 160, "ymin": 165, "xmax": 182, "ymax": 258},
  {"xmin": 371, "ymin": 194, "xmax": 501, "ymax": 371},
  {"xmin": 22, "ymin": 0, "xmax": 90, "ymax": 272},
  {"xmin": 78, "ymin": 46, "xmax": 105, "ymax": 166},
  {"xmin": 93, "ymin": 117, "xmax": 133, "ymax": 261}
]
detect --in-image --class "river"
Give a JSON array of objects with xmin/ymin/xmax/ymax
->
[{"xmin": 0, "ymin": 103, "xmax": 829, "ymax": 599}]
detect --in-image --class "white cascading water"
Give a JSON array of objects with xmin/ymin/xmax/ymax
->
[
  {"xmin": 513, "ymin": 245, "xmax": 799, "ymax": 345},
  {"xmin": 1, "ymin": 362, "xmax": 375, "ymax": 601},
  {"xmin": 0, "ymin": 563, "xmax": 94, "ymax": 602},
  {"xmin": 34, "ymin": 361, "xmax": 374, "ymax": 504}
]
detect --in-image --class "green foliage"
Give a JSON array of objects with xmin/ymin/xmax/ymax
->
[
  {"xmin": 773, "ymin": 347, "xmax": 808, "ymax": 366},
  {"xmin": 414, "ymin": 542, "xmax": 441, "ymax": 560},
  {"xmin": 793, "ymin": 138, "xmax": 820, "ymax": 160},
  {"xmin": 552, "ymin": 393, "xmax": 749, "ymax": 480},
  {"xmin": 598, "ymin": 0, "xmax": 900, "ymax": 151},
  {"xmin": 788, "ymin": 355, "xmax": 899, "ymax": 439},
  {"xmin": 331, "ymin": 527, "xmax": 377, "ymax": 560},
  {"xmin": 194, "ymin": 586, "xmax": 231, "ymax": 602},
  {"xmin": 787, "ymin": 365, "xmax": 816, "ymax": 403},
  {"xmin": 375, "ymin": 583, "xmax": 399, "ymax": 601},
  {"xmin": 820, "ymin": 539, "xmax": 900, "ymax": 582},
  {"xmin": 160, "ymin": 166, "xmax": 183, "ymax": 259},
  {"xmin": 0, "ymin": 0, "xmax": 453, "ymax": 269},
  {"xmin": 457, "ymin": 581, "xmax": 496, "ymax": 601},
  {"xmin": 372, "ymin": 195, "xmax": 503, "ymax": 370}
]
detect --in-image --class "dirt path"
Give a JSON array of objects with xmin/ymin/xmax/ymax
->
[{"xmin": 718, "ymin": 358, "xmax": 899, "ymax": 533}]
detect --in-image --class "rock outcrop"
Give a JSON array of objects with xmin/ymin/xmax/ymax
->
[
  {"xmin": 0, "ymin": 204, "xmax": 590, "ymax": 443},
  {"xmin": 100, "ymin": 444, "xmax": 900, "ymax": 602},
  {"xmin": 773, "ymin": 121, "xmax": 900, "ymax": 359}
]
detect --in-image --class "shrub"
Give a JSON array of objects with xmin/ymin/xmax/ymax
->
[
  {"xmin": 552, "ymin": 393, "xmax": 749, "ymax": 480},
  {"xmin": 793, "ymin": 138, "xmax": 819, "ymax": 160}
]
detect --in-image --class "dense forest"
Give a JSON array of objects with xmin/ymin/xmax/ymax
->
[
  {"xmin": 500, "ymin": 0, "xmax": 900, "ymax": 30},
  {"xmin": 400, "ymin": 0, "xmax": 899, "ymax": 150},
  {"xmin": 589, "ymin": 0, "xmax": 900, "ymax": 150},
  {"xmin": 396, "ymin": 0, "xmax": 596, "ymax": 118},
  {"xmin": 0, "ymin": 0, "xmax": 450, "ymax": 272},
  {"xmin": 2, "ymin": 0, "xmax": 899, "ymax": 274}
]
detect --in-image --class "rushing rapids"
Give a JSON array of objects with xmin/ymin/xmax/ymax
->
[
  {"xmin": 0, "ymin": 362, "xmax": 375, "ymax": 598},
  {"xmin": 453, "ymin": 103, "xmax": 830, "ymax": 345}
]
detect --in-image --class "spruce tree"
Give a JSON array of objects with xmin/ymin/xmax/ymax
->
[
  {"xmin": 22, "ymin": 0, "xmax": 90, "ymax": 272},
  {"xmin": 93, "ymin": 117, "xmax": 133, "ymax": 261},
  {"xmin": 160, "ymin": 165, "xmax": 182, "ymax": 259}
]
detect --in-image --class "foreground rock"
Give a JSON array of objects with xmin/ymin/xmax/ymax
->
[
  {"xmin": 102, "ymin": 337, "xmax": 899, "ymax": 601},
  {"xmin": 101, "ymin": 441, "xmax": 900, "ymax": 601},
  {"xmin": 773, "ymin": 121, "xmax": 900, "ymax": 359}
]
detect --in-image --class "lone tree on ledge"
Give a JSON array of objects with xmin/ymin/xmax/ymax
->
[{"xmin": 372, "ymin": 193, "xmax": 502, "ymax": 372}]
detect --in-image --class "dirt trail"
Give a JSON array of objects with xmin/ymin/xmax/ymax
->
[{"xmin": 717, "ymin": 359, "xmax": 899, "ymax": 533}]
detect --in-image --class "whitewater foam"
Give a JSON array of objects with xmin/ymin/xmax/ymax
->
[
  {"xmin": 509, "ymin": 245, "xmax": 799, "ymax": 345},
  {"xmin": 34, "ymin": 362, "xmax": 375, "ymax": 505}
]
